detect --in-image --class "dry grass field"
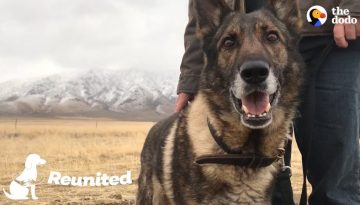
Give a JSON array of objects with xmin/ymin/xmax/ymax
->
[{"xmin": 0, "ymin": 118, "xmax": 307, "ymax": 204}]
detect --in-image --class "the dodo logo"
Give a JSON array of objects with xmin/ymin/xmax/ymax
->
[{"xmin": 307, "ymin": 5, "xmax": 327, "ymax": 27}]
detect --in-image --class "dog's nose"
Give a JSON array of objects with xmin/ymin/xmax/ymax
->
[{"xmin": 240, "ymin": 61, "xmax": 269, "ymax": 84}]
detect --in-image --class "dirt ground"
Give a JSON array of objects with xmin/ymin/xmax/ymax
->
[{"xmin": 0, "ymin": 118, "xmax": 308, "ymax": 204}]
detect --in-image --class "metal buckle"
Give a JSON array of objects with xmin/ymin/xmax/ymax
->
[{"xmin": 282, "ymin": 166, "xmax": 292, "ymax": 177}]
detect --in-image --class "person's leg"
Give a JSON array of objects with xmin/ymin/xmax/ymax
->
[{"xmin": 296, "ymin": 38, "xmax": 360, "ymax": 205}]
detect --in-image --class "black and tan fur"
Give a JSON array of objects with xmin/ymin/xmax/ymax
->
[{"xmin": 137, "ymin": 0, "xmax": 303, "ymax": 204}]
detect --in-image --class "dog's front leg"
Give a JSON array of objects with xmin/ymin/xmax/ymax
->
[{"xmin": 30, "ymin": 185, "xmax": 38, "ymax": 200}]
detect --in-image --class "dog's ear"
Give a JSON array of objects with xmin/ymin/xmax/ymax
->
[
  {"xmin": 25, "ymin": 154, "xmax": 35, "ymax": 170},
  {"xmin": 25, "ymin": 158, "xmax": 32, "ymax": 170},
  {"xmin": 267, "ymin": 0, "xmax": 302, "ymax": 33},
  {"xmin": 193, "ymin": 0, "xmax": 232, "ymax": 39}
]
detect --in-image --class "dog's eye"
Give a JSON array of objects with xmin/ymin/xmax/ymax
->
[
  {"xmin": 266, "ymin": 32, "xmax": 279, "ymax": 42},
  {"xmin": 222, "ymin": 36, "xmax": 236, "ymax": 48}
]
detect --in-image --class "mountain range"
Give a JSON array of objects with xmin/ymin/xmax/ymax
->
[{"xmin": 0, "ymin": 69, "xmax": 178, "ymax": 121}]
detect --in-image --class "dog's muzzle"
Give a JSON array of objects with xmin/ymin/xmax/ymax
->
[{"xmin": 230, "ymin": 60, "xmax": 280, "ymax": 129}]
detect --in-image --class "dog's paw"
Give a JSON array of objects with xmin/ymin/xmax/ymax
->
[{"xmin": 32, "ymin": 196, "xmax": 39, "ymax": 200}]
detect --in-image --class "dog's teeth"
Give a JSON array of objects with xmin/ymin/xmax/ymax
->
[
  {"xmin": 246, "ymin": 114, "xmax": 258, "ymax": 118},
  {"xmin": 242, "ymin": 105, "xmax": 249, "ymax": 114},
  {"xmin": 265, "ymin": 103, "xmax": 271, "ymax": 112}
]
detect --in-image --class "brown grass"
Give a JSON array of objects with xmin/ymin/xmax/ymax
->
[{"xmin": 0, "ymin": 118, "xmax": 308, "ymax": 204}]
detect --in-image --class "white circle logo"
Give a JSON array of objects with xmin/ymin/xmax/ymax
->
[{"xmin": 307, "ymin": 5, "xmax": 328, "ymax": 27}]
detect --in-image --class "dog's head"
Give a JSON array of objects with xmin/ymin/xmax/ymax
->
[
  {"xmin": 195, "ymin": 0, "xmax": 303, "ymax": 129},
  {"xmin": 25, "ymin": 154, "xmax": 46, "ymax": 170}
]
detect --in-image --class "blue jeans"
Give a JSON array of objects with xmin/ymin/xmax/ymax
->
[{"xmin": 295, "ymin": 37, "xmax": 360, "ymax": 205}]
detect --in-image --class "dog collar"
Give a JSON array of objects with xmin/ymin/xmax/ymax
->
[
  {"xmin": 194, "ymin": 119, "xmax": 282, "ymax": 168},
  {"xmin": 207, "ymin": 118, "xmax": 241, "ymax": 154},
  {"xmin": 195, "ymin": 154, "xmax": 281, "ymax": 168},
  {"xmin": 14, "ymin": 179, "xmax": 30, "ymax": 186}
]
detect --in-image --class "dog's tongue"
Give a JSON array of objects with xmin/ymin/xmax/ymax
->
[{"xmin": 242, "ymin": 92, "xmax": 269, "ymax": 115}]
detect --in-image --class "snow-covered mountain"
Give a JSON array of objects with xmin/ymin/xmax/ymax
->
[{"xmin": 0, "ymin": 69, "xmax": 178, "ymax": 120}]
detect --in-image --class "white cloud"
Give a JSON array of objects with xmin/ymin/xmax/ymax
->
[{"xmin": 0, "ymin": 0, "xmax": 188, "ymax": 82}]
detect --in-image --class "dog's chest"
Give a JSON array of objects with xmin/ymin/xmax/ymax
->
[
  {"xmin": 198, "ymin": 165, "xmax": 276, "ymax": 205},
  {"xmin": 201, "ymin": 184, "xmax": 271, "ymax": 205}
]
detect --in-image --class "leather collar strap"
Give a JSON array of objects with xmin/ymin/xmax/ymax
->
[
  {"xmin": 195, "ymin": 154, "xmax": 281, "ymax": 168},
  {"xmin": 14, "ymin": 179, "xmax": 30, "ymax": 186},
  {"xmin": 194, "ymin": 118, "xmax": 282, "ymax": 168},
  {"xmin": 207, "ymin": 118, "xmax": 243, "ymax": 154}
]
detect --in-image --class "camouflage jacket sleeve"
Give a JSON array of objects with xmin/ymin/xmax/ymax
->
[
  {"xmin": 340, "ymin": 0, "xmax": 360, "ymax": 16},
  {"xmin": 176, "ymin": 0, "xmax": 204, "ymax": 94}
]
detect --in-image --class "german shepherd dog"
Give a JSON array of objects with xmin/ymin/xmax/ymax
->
[{"xmin": 137, "ymin": 0, "xmax": 303, "ymax": 204}]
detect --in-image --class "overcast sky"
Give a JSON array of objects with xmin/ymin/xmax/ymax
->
[{"xmin": 0, "ymin": 0, "xmax": 188, "ymax": 82}]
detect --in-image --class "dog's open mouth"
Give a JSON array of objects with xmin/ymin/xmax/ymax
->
[{"xmin": 231, "ymin": 89, "xmax": 279, "ymax": 129}]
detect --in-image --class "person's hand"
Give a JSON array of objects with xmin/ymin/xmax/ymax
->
[
  {"xmin": 333, "ymin": 18, "xmax": 360, "ymax": 48},
  {"xmin": 175, "ymin": 93, "xmax": 194, "ymax": 112}
]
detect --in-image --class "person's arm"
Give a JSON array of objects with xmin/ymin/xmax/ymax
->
[
  {"xmin": 333, "ymin": 0, "xmax": 360, "ymax": 48},
  {"xmin": 175, "ymin": 0, "xmax": 204, "ymax": 112}
]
